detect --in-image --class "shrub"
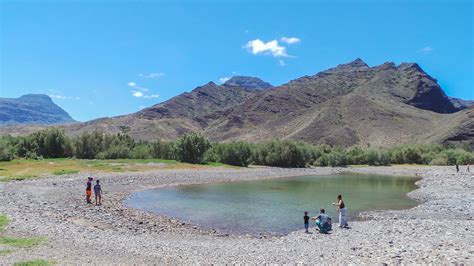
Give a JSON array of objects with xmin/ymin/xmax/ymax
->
[
  {"xmin": 366, "ymin": 149, "xmax": 390, "ymax": 166},
  {"xmin": 327, "ymin": 150, "xmax": 348, "ymax": 167},
  {"xmin": 175, "ymin": 133, "xmax": 211, "ymax": 164},
  {"xmin": 129, "ymin": 144, "xmax": 152, "ymax": 159},
  {"xmin": 429, "ymin": 154, "xmax": 448, "ymax": 165},
  {"xmin": 209, "ymin": 141, "xmax": 253, "ymax": 167},
  {"xmin": 251, "ymin": 140, "xmax": 312, "ymax": 167},
  {"xmin": 0, "ymin": 140, "xmax": 15, "ymax": 161}
]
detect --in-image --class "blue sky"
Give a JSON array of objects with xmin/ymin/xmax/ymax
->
[{"xmin": 1, "ymin": 0, "xmax": 472, "ymax": 122}]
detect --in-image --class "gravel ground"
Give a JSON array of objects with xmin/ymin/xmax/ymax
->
[{"xmin": 0, "ymin": 166, "xmax": 473, "ymax": 264}]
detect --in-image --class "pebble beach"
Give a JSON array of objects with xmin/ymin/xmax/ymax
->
[{"xmin": 0, "ymin": 166, "xmax": 473, "ymax": 264}]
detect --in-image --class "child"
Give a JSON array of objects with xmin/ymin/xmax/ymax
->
[
  {"xmin": 86, "ymin": 177, "xmax": 93, "ymax": 204},
  {"xmin": 94, "ymin": 180, "xmax": 102, "ymax": 206},
  {"xmin": 303, "ymin": 211, "xmax": 310, "ymax": 233}
]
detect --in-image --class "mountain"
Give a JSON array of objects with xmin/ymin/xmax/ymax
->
[
  {"xmin": 448, "ymin": 97, "xmax": 474, "ymax": 109},
  {"xmin": 205, "ymin": 59, "xmax": 470, "ymax": 147},
  {"xmin": 222, "ymin": 76, "xmax": 273, "ymax": 91},
  {"xmin": 0, "ymin": 60, "xmax": 472, "ymax": 148},
  {"xmin": 0, "ymin": 94, "xmax": 75, "ymax": 125}
]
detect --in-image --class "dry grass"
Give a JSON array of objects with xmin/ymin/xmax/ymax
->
[{"xmin": 0, "ymin": 159, "xmax": 237, "ymax": 182}]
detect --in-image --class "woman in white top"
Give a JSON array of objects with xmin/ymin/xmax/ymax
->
[{"xmin": 333, "ymin": 194, "xmax": 349, "ymax": 228}]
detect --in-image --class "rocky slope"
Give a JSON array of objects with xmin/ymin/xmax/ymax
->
[
  {"xmin": 206, "ymin": 59, "xmax": 471, "ymax": 147},
  {"xmin": 0, "ymin": 94, "xmax": 75, "ymax": 125}
]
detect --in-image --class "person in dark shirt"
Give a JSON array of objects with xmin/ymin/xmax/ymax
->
[
  {"xmin": 333, "ymin": 194, "xmax": 349, "ymax": 228},
  {"xmin": 86, "ymin": 177, "xmax": 93, "ymax": 204},
  {"xmin": 94, "ymin": 180, "xmax": 102, "ymax": 206},
  {"xmin": 303, "ymin": 211, "xmax": 310, "ymax": 233}
]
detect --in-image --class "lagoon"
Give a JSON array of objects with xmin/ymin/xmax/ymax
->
[{"xmin": 125, "ymin": 173, "xmax": 419, "ymax": 235}]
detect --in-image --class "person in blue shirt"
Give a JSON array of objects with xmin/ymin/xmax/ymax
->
[
  {"xmin": 94, "ymin": 180, "xmax": 102, "ymax": 206},
  {"xmin": 311, "ymin": 208, "xmax": 332, "ymax": 233}
]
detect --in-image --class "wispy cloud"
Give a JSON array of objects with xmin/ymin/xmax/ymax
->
[
  {"xmin": 219, "ymin": 76, "xmax": 231, "ymax": 83},
  {"xmin": 49, "ymin": 94, "xmax": 80, "ymax": 100},
  {"xmin": 127, "ymin": 81, "xmax": 148, "ymax": 92},
  {"xmin": 244, "ymin": 39, "xmax": 288, "ymax": 57},
  {"xmin": 139, "ymin": 106, "xmax": 146, "ymax": 110},
  {"xmin": 138, "ymin": 72, "xmax": 164, "ymax": 79},
  {"xmin": 129, "ymin": 82, "xmax": 159, "ymax": 99},
  {"xmin": 131, "ymin": 90, "xmax": 159, "ymax": 99},
  {"xmin": 418, "ymin": 46, "xmax": 434, "ymax": 54},
  {"xmin": 281, "ymin": 37, "xmax": 301, "ymax": 44},
  {"xmin": 143, "ymin": 94, "xmax": 159, "ymax": 99},
  {"xmin": 278, "ymin": 60, "xmax": 286, "ymax": 67}
]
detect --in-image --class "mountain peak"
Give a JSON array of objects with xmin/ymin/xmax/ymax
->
[
  {"xmin": 223, "ymin": 76, "xmax": 273, "ymax": 90},
  {"xmin": 19, "ymin": 94, "xmax": 53, "ymax": 103},
  {"xmin": 398, "ymin": 62, "xmax": 422, "ymax": 72},
  {"xmin": 348, "ymin": 58, "xmax": 369, "ymax": 67},
  {"xmin": 325, "ymin": 58, "xmax": 369, "ymax": 73}
]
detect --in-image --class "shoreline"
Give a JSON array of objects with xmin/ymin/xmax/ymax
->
[{"xmin": 0, "ymin": 166, "xmax": 472, "ymax": 264}]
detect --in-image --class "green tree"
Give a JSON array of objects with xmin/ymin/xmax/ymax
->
[{"xmin": 175, "ymin": 132, "xmax": 211, "ymax": 163}]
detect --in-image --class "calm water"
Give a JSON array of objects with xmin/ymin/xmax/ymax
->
[{"xmin": 125, "ymin": 173, "xmax": 419, "ymax": 235}]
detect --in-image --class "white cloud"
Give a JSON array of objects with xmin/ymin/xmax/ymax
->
[
  {"xmin": 130, "ymin": 89, "xmax": 159, "ymax": 99},
  {"xmin": 139, "ymin": 72, "xmax": 164, "ymax": 79},
  {"xmin": 281, "ymin": 37, "xmax": 301, "ymax": 44},
  {"xmin": 279, "ymin": 60, "xmax": 286, "ymax": 67},
  {"xmin": 419, "ymin": 46, "xmax": 434, "ymax": 54},
  {"xmin": 128, "ymin": 82, "xmax": 159, "ymax": 99},
  {"xmin": 219, "ymin": 76, "xmax": 231, "ymax": 83},
  {"xmin": 245, "ymin": 39, "xmax": 288, "ymax": 57},
  {"xmin": 132, "ymin": 91, "xmax": 144, "ymax": 97},
  {"xmin": 139, "ymin": 105, "xmax": 146, "ymax": 109}
]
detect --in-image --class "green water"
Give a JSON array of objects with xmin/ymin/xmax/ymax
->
[{"xmin": 125, "ymin": 173, "xmax": 419, "ymax": 235}]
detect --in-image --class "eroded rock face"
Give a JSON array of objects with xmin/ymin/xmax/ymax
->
[{"xmin": 0, "ymin": 94, "xmax": 75, "ymax": 125}]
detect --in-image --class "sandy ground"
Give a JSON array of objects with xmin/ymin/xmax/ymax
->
[{"xmin": 0, "ymin": 166, "xmax": 473, "ymax": 264}]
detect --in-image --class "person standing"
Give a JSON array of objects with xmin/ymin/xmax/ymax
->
[
  {"xmin": 303, "ymin": 211, "xmax": 310, "ymax": 233},
  {"xmin": 467, "ymin": 164, "xmax": 470, "ymax": 172},
  {"xmin": 456, "ymin": 163, "xmax": 459, "ymax": 173},
  {"xmin": 86, "ymin": 177, "xmax": 93, "ymax": 204},
  {"xmin": 333, "ymin": 194, "xmax": 349, "ymax": 228},
  {"xmin": 94, "ymin": 180, "xmax": 102, "ymax": 206}
]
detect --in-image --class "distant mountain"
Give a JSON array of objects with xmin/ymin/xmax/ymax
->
[
  {"xmin": 448, "ymin": 97, "xmax": 474, "ymax": 109},
  {"xmin": 222, "ymin": 76, "xmax": 273, "ymax": 91},
  {"xmin": 0, "ymin": 61, "xmax": 472, "ymax": 148},
  {"xmin": 0, "ymin": 94, "xmax": 75, "ymax": 125}
]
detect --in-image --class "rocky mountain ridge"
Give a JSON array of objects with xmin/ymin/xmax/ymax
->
[
  {"xmin": 0, "ymin": 94, "xmax": 75, "ymax": 125},
  {"xmin": 0, "ymin": 59, "xmax": 472, "ymax": 148}
]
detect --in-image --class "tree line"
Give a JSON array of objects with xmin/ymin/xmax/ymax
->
[{"xmin": 0, "ymin": 129, "xmax": 473, "ymax": 167}]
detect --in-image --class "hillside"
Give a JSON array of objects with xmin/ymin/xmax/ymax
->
[
  {"xmin": 0, "ymin": 60, "xmax": 472, "ymax": 148},
  {"xmin": 0, "ymin": 94, "xmax": 75, "ymax": 125},
  {"xmin": 205, "ymin": 59, "xmax": 471, "ymax": 147}
]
